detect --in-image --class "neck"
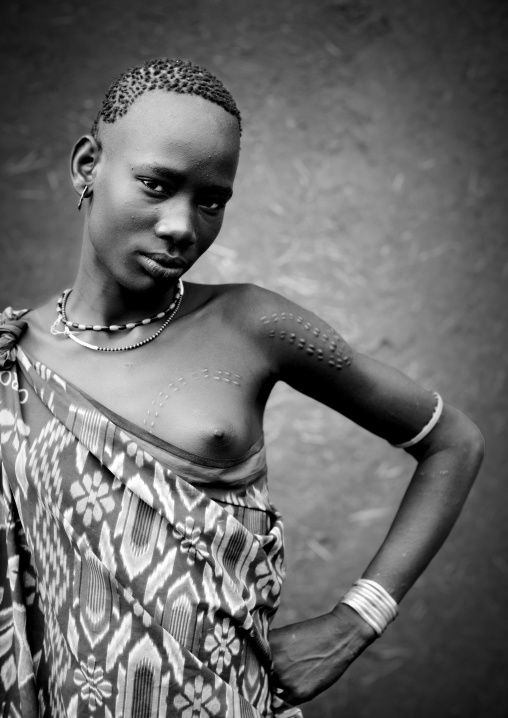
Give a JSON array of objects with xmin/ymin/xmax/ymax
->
[{"xmin": 69, "ymin": 256, "xmax": 180, "ymax": 327}]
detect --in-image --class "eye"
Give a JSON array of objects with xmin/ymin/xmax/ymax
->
[
  {"xmin": 140, "ymin": 179, "xmax": 167, "ymax": 194},
  {"xmin": 199, "ymin": 198, "xmax": 226, "ymax": 213}
]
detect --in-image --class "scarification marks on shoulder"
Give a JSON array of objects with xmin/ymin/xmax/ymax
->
[
  {"xmin": 260, "ymin": 312, "xmax": 352, "ymax": 369},
  {"xmin": 143, "ymin": 369, "xmax": 242, "ymax": 432}
]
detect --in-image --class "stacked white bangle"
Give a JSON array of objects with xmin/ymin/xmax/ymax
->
[
  {"xmin": 393, "ymin": 392, "xmax": 444, "ymax": 449},
  {"xmin": 340, "ymin": 578, "xmax": 398, "ymax": 636}
]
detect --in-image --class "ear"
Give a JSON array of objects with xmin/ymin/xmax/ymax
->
[{"xmin": 70, "ymin": 134, "xmax": 102, "ymax": 197}]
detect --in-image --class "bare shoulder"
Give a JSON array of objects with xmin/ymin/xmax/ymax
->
[
  {"xmin": 17, "ymin": 299, "xmax": 55, "ymax": 335},
  {"xmin": 209, "ymin": 282, "xmax": 324, "ymax": 321},
  {"xmin": 210, "ymin": 282, "xmax": 286, "ymax": 314},
  {"xmin": 208, "ymin": 282, "xmax": 352, "ymax": 372},
  {"xmin": 209, "ymin": 282, "xmax": 310, "ymax": 330}
]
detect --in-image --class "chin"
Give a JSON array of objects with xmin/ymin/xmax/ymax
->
[{"xmin": 117, "ymin": 271, "xmax": 182, "ymax": 296}]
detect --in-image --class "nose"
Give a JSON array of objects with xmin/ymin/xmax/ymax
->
[{"xmin": 154, "ymin": 197, "xmax": 197, "ymax": 246}]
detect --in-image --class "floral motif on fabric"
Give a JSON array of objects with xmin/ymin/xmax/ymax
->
[
  {"xmin": 74, "ymin": 655, "xmax": 113, "ymax": 712},
  {"xmin": 204, "ymin": 616, "xmax": 240, "ymax": 675},
  {"xmin": 173, "ymin": 674, "xmax": 222, "ymax": 718},
  {"xmin": 176, "ymin": 516, "xmax": 209, "ymax": 566},
  {"xmin": 70, "ymin": 470, "xmax": 115, "ymax": 526}
]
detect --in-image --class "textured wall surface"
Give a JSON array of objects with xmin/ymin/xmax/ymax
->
[{"xmin": 1, "ymin": 1, "xmax": 507, "ymax": 715}]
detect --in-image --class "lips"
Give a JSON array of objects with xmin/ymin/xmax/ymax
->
[
  {"xmin": 138, "ymin": 252, "xmax": 187, "ymax": 280},
  {"xmin": 140, "ymin": 252, "xmax": 187, "ymax": 268}
]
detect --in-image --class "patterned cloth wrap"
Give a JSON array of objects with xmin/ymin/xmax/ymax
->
[{"xmin": 0, "ymin": 308, "xmax": 303, "ymax": 718}]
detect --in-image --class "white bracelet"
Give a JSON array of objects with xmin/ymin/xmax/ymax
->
[
  {"xmin": 393, "ymin": 392, "xmax": 444, "ymax": 449},
  {"xmin": 340, "ymin": 578, "xmax": 398, "ymax": 636}
]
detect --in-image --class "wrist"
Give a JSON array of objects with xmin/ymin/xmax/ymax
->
[
  {"xmin": 339, "ymin": 578, "xmax": 398, "ymax": 636},
  {"xmin": 329, "ymin": 603, "xmax": 378, "ymax": 654}
]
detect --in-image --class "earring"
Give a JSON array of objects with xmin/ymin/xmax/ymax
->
[{"xmin": 78, "ymin": 185, "xmax": 89, "ymax": 211}]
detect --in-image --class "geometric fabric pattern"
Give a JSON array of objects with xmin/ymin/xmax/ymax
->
[{"xmin": 0, "ymin": 314, "xmax": 303, "ymax": 718}]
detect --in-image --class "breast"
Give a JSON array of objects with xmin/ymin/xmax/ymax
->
[
  {"xmin": 138, "ymin": 379, "xmax": 258, "ymax": 461},
  {"xmin": 20, "ymin": 314, "xmax": 263, "ymax": 463}
]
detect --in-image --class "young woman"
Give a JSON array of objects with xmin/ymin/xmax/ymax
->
[{"xmin": 0, "ymin": 59, "xmax": 484, "ymax": 718}]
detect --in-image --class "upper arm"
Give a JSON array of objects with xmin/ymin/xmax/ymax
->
[{"xmin": 247, "ymin": 285, "xmax": 445, "ymax": 448}]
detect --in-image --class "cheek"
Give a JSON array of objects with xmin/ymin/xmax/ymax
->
[
  {"xmin": 197, "ymin": 216, "xmax": 224, "ymax": 253},
  {"xmin": 89, "ymin": 184, "xmax": 150, "ymax": 237}
]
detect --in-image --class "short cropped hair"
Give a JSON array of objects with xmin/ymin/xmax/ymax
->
[{"xmin": 91, "ymin": 58, "xmax": 242, "ymax": 139}]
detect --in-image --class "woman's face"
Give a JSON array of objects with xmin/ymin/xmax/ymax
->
[{"xmin": 83, "ymin": 91, "xmax": 240, "ymax": 293}]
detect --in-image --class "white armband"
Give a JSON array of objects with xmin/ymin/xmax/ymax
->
[{"xmin": 393, "ymin": 392, "xmax": 444, "ymax": 449}]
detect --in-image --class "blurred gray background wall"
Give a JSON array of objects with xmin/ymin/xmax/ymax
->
[{"xmin": 1, "ymin": 1, "xmax": 507, "ymax": 716}]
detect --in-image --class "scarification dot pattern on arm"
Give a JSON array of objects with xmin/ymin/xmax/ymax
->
[{"xmin": 260, "ymin": 312, "xmax": 352, "ymax": 370}]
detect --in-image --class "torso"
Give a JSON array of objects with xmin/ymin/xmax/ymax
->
[{"xmin": 19, "ymin": 283, "xmax": 275, "ymax": 462}]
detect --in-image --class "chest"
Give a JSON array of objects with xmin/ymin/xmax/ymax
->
[{"xmin": 21, "ymin": 314, "xmax": 271, "ymax": 460}]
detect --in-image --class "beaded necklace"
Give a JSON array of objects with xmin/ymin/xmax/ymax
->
[
  {"xmin": 51, "ymin": 279, "xmax": 184, "ymax": 352},
  {"xmin": 58, "ymin": 289, "xmax": 176, "ymax": 331}
]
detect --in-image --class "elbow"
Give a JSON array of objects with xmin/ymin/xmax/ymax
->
[
  {"xmin": 419, "ymin": 403, "xmax": 485, "ymax": 470},
  {"xmin": 448, "ymin": 406, "xmax": 485, "ymax": 471},
  {"xmin": 465, "ymin": 419, "xmax": 485, "ymax": 467},
  {"xmin": 461, "ymin": 419, "xmax": 485, "ymax": 493}
]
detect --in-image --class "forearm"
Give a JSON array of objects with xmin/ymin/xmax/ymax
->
[{"xmin": 361, "ymin": 406, "xmax": 484, "ymax": 603}]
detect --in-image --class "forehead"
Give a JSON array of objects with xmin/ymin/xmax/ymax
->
[{"xmin": 99, "ymin": 91, "xmax": 240, "ymax": 167}]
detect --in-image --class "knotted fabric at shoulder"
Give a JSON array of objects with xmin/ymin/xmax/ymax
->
[{"xmin": 0, "ymin": 307, "xmax": 29, "ymax": 369}]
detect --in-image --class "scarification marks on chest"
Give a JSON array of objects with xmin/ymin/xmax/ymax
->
[
  {"xmin": 260, "ymin": 312, "xmax": 352, "ymax": 369},
  {"xmin": 143, "ymin": 369, "xmax": 242, "ymax": 431}
]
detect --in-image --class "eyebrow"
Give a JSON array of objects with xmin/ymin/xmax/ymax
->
[{"xmin": 137, "ymin": 163, "xmax": 234, "ymax": 198}]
